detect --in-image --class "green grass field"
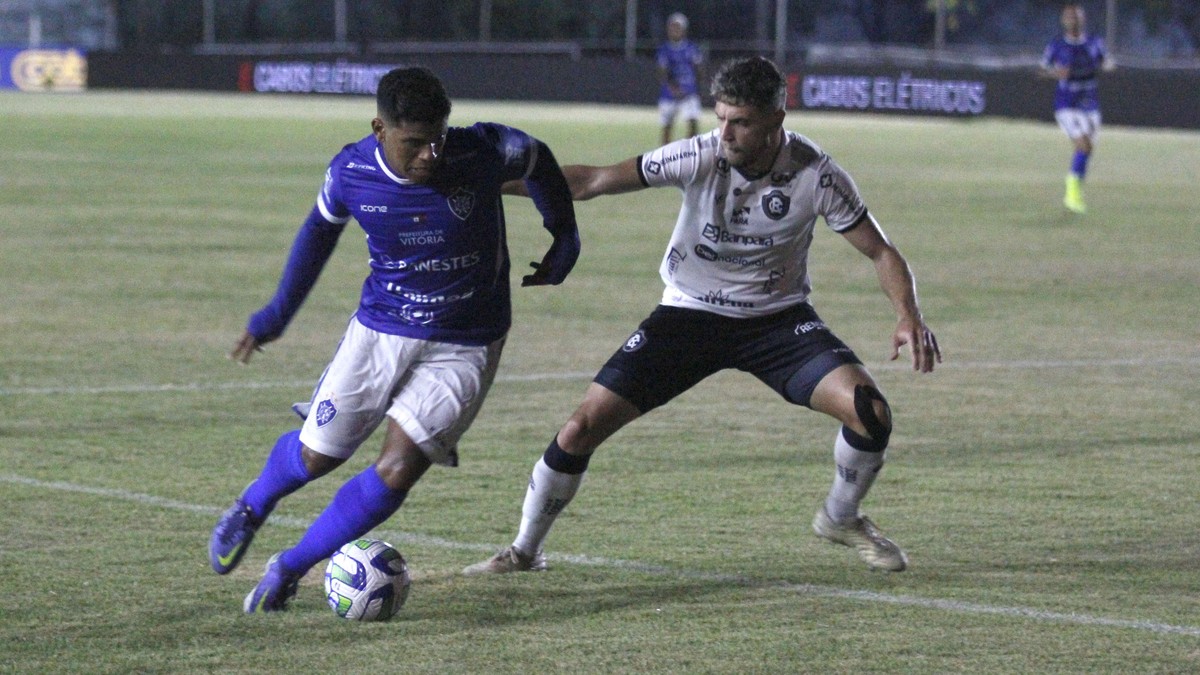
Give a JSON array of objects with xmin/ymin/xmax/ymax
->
[{"xmin": 1, "ymin": 89, "xmax": 1198, "ymax": 673}]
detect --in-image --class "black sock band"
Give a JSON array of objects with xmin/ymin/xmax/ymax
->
[
  {"xmin": 543, "ymin": 437, "xmax": 591, "ymax": 475},
  {"xmin": 842, "ymin": 424, "xmax": 886, "ymax": 453}
]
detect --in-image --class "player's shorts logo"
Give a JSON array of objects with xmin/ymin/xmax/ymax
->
[
  {"xmin": 794, "ymin": 320, "xmax": 828, "ymax": 335},
  {"xmin": 447, "ymin": 187, "xmax": 475, "ymax": 221},
  {"xmin": 762, "ymin": 190, "xmax": 791, "ymax": 220},
  {"xmin": 623, "ymin": 330, "xmax": 647, "ymax": 352},
  {"xmin": 314, "ymin": 398, "xmax": 338, "ymax": 427}
]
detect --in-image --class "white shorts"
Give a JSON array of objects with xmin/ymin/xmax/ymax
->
[
  {"xmin": 298, "ymin": 316, "xmax": 504, "ymax": 467},
  {"xmin": 1055, "ymin": 108, "xmax": 1101, "ymax": 142},
  {"xmin": 659, "ymin": 94, "xmax": 702, "ymax": 126}
]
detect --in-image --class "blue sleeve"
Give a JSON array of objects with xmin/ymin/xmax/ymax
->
[
  {"xmin": 521, "ymin": 138, "xmax": 580, "ymax": 285},
  {"xmin": 524, "ymin": 139, "xmax": 578, "ymax": 240},
  {"xmin": 246, "ymin": 206, "xmax": 346, "ymax": 342},
  {"xmin": 1041, "ymin": 42, "xmax": 1053, "ymax": 68}
]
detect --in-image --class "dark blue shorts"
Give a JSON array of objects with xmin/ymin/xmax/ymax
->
[{"xmin": 593, "ymin": 303, "xmax": 862, "ymax": 414}]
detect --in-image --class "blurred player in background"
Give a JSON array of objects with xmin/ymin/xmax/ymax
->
[
  {"xmin": 656, "ymin": 12, "xmax": 705, "ymax": 144},
  {"xmin": 208, "ymin": 66, "xmax": 580, "ymax": 613},
  {"xmin": 1041, "ymin": 2, "xmax": 1114, "ymax": 214},
  {"xmin": 467, "ymin": 56, "xmax": 941, "ymax": 578}
]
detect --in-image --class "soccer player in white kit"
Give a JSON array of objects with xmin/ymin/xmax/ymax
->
[
  {"xmin": 466, "ymin": 56, "xmax": 940, "ymax": 576},
  {"xmin": 207, "ymin": 66, "xmax": 580, "ymax": 612}
]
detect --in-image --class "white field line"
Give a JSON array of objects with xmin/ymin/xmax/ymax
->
[
  {"xmin": 2, "ymin": 473, "xmax": 1198, "ymax": 638},
  {"xmin": 2, "ymin": 356, "xmax": 1198, "ymax": 397},
  {"xmin": 0, "ymin": 372, "xmax": 597, "ymax": 397}
]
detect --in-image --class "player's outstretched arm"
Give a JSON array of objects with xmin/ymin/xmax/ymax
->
[
  {"xmin": 503, "ymin": 158, "xmax": 646, "ymax": 202},
  {"xmin": 229, "ymin": 206, "xmax": 345, "ymax": 363},
  {"xmin": 563, "ymin": 159, "xmax": 645, "ymax": 201},
  {"xmin": 841, "ymin": 215, "xmax": 941, "ymax": 373}
]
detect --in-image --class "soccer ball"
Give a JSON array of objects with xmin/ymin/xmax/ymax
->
[{"xmin": 324, "ymin": 538, "xmax": 411, "ymax": 621}]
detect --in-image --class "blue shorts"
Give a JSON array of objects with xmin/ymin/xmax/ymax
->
[{"xmin": 594, "ymin": 303, "xmax": 862, "ymax": 413}]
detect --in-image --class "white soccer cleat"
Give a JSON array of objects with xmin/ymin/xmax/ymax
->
[
  {"xmin": 812, "ymin": 508, "xmax": 908, "ymax": 572},
  {"xmin": 462, "ymin": 546, "xmax": 548, "ymax": 576}
]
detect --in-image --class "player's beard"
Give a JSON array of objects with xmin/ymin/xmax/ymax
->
[
  {"xmin": 723, "ymin": 140, "xmax": 765, "ymax": 172},
  {"xmin": 722, "ymin": 133, "xmax": 780, "ymax": 174}
]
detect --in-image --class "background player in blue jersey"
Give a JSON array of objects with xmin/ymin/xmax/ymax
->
[
  {"xmin": 656, "ymin": 12, "xmax": 705, "ymax": 145},
  {"xmin": 1041, "ymin": 2, "xmax": 1114, "ymax": 213},
  {"xmin": 208, "ymin": 66, "xmax": 580, "ymax": 613},
  {"xmin": 466, "ymin": 56, "xmax": 940, "ymax": 578}
]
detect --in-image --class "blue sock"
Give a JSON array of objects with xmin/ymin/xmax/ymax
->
[
  {"xmin": 278, "ymin": 466, "xmax": 408, "ymax": 575},
  {"xmin": 1071, "ymin": 150, "xmax": 1090, "ymax": 178},
  {"xmin": 241, "ymin": 429, "xmax": 311, "ymax": 520}
]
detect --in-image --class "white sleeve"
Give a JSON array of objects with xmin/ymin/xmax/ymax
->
[
  {"xmin": 814, "ymin": 157, "xmax": 868, "ymax": 233},
  {"xmin": 637, "ymin": 136, "xmax": 708, "ymax": 189}
]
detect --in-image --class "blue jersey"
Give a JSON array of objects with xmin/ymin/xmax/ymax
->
[
  {"xmin": 251, "ymin": 122, "xmax": 560, "ymax": 347},
  {"xmin": 1041, "ymin": 33, "xmax": 1107, "ymax": 111},
  {"xmin": 656, "ymin": 40, "xmax": 703, "ymax": 101}
]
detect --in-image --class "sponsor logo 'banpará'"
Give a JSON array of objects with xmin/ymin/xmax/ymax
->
[{"xmin": 701, "ymin": 223, "xmax": 774, "ymax": 247}]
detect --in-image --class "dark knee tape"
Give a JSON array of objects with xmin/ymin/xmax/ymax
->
[
  {"xmin": 852, "ymin": 385, "xmax": 892, "ymax": 450},
  {"xmin": 543, "ymin": 437, "xmax": 591, "ymax": 475}
]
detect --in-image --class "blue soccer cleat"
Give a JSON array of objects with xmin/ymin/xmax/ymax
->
[
  {"xmin": 243, "ymin": 553, "xmax": 301, "ymax": 613},
  {"xmin": 209, "ymin": 497, "xmax": 264, "ymax": 575}
]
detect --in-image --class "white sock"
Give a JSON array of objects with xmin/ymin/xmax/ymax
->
[
  {"xmin": 512, "ymin": 458, "xmax": 583, "ymax": 554},
  {"xmin": 823, "ymin": 428, "xmax": 885, "ymax": 525}
]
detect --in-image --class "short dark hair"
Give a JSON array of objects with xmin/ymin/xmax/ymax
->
[
  {"xmin": 710, "ymin": 56, "xmax": 787, "ymax": 111},
  {"xmin": 375, "ymin": 66, "xmax": 451, "ymax": 126}
]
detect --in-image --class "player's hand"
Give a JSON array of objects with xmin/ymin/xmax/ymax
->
[
  {"xmin": 522, "ymin": 230, "xmax": 580, "ymax": 287},
  {"xmin": 890, "ymin": 319, "xmax": 941, "ymax": 373},
  {"xmin": 229, "ymin": 330, "xmax": 266, "ymax": 365}
]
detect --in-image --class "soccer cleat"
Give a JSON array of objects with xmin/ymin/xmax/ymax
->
[
  {"xmin": 209, "ymin": 498, "xmax": 264, "ymax": 575},
  {"xmin": 1063, "ymin": 174, "xmax": 1087, "ymax": 213},
  {"xmin": 812, "ymin": 508, "xmax": 908, "ymax": 572},
  {"xmin": 461, "ymin": 546, "xmax": 548, "ymax": 575},
  {"xmin": 243, "ymin": 553, "xmax": 301, "ymax": 613}
]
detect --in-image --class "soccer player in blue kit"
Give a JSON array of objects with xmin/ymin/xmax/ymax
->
[
  {"xmin": 465, "ymin": 56, "xmax": 940, "ymax": 577},
  {"xmin": 208, "ymin": 66, "xmax": 580, "ymax": 613},
  {"xmin": 1041, "ymin": 2, "xmax": 1114, "ymax": 213},
  {"xmin": 656, "ymin": 12, "xmax": 705, "ymax": 145}
]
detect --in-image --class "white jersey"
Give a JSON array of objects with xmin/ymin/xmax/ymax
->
[{"xmin": 638, "ymin": 129, "xmax": 869, "ymax": 318}]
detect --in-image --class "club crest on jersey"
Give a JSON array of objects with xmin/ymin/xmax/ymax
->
[
  {"xmin": 447, "ymin": 187, "xmax": 475, "ymax": 220},
  {"xmin": 623, "ymin": 330, "xmax": 647, "ymax": 352},
  {"xmin": 314, "ymin": 398, "xmax": 338, "ymax": 427},
  {"xmin": 761, "ymin": 190, "xmax": 790, "ymax": 220}
]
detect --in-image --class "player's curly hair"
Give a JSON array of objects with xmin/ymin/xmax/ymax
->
[
  {"xmin": 710, "ymin": 56, "xmax": 787, "ymax": 112},
  {"xmin": 376, "ymin": 66, "xmax": 452, "ymax": 126}
]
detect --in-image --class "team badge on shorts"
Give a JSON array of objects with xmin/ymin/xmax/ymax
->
[
  {"xmin": 314, "ymin": 398, "xmax": 338, "ymax": 427},
  {"xmin": 623, "ymin": 329, "xmax": 647, "ymax": 352},
  {"xmin": 762, "ymin": 189, "xmax": 790, "ymax": 220}
]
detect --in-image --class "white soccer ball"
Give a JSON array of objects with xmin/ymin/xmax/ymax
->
[{"xmin": 324, "ymin": 538, "xmax": 411, "ymax": 621}]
